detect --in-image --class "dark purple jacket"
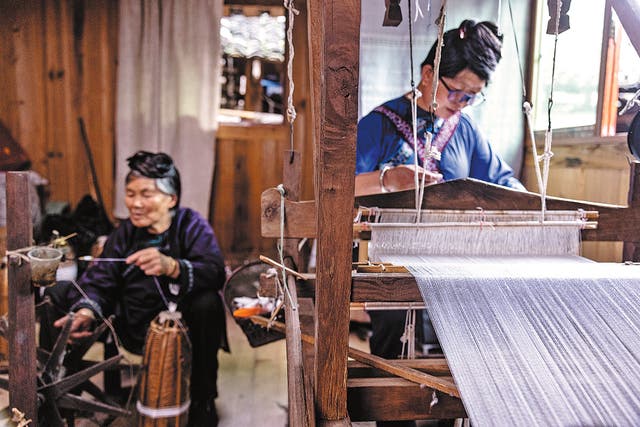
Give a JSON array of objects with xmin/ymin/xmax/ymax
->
[{"xmin": 70, "ymin": 207, "xmax": 225, "ymax": 352}]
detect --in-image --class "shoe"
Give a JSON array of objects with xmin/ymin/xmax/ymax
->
[{"xmin": 187, "ymin": 398, "xmax": 218, "ymax": 427}]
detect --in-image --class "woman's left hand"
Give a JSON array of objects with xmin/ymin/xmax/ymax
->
[{"xmin": 126, "ymin": 247, "xmax": 176, "ymax": 277}]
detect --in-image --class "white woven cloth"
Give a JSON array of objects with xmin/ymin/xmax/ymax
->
[{"xmin": 381, "ymin": 254, "xmax": 640, "ymax": 426}]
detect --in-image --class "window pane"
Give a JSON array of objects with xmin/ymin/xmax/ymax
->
[{"xmin": 532, "ymin": 1, "xmax": 605, "ymax": 130}]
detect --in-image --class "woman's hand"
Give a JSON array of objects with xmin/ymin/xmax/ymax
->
[
  {"xmin": 53, "ymin": 308, "xmax": 95, "ymax": 343},
  {"xmin": 126, "ymin": 247, "xmax": 179, "ymax": 277},
  {"xmin": 382, "ymin": 165, "xmax": 442, "ymax": 192}
]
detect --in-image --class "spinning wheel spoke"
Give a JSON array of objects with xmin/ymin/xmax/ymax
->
[
  {"xmin": 57, "ymin": 393, "xmax": 131, "ymax": 417},
  {"xmin": 38, "ymin": 354, "xmax": 124, "ymax": 399},
  {"xmin": 40, "ymin": 394, "xmax": 66, "ymax": 427},
  {"xmin": 71, "ymin": 318, "xmax": 111, "ymax": 359},
  {"xmin": 37, "ymin": 347, "xmax": 51, "ymax": 367},
  {"xmin": 43, "ymin": 315, "xmax": 74, "ymax": 381},
  {"xmin": 80, "ymin": 379, "xmax": 119, "ymax": 405}
]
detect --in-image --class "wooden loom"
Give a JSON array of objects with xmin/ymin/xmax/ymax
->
[
  {"xmin": 262, "ymin": 172, "xmax": 640, "ymax": 424},
  {"xmin": 258, "ymin": 1, "xmax": 640, "ymax": 425}
]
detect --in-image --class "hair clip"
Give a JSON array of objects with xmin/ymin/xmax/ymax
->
[{"xmin": 459, "ymin": 28, "xmax": 465, "ymax": 39}]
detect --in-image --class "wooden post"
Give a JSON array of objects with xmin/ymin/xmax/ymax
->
[
  {"xmin": 282, "ymin": 150, "xmax": 315, "ymax": 427},
  {"xmin": 7, "ymin": 172, "xmax": 38, "ymax": 424},
  {"xmin": 307, "ymin": 0, "xmax": 360, "ymax": 424}
]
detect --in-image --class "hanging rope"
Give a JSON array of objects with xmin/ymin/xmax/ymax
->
[
  {"xmin": 414, "ymin": 1, "xmax": 447, "ymax": 219},
  {"xmin": 284, "ymin": 0, "xmax": 299, "ymax": 163},
  {"xmin": 508, "ymin": 0, "xmax": 557, "ymax": 220},
  {"xmin": 430, "ymin": 1, "xmax": 447, "ymax": 115},
  {"xmin": 400, "ymin": 307, "xmax": 417, "ymax": 359},
  {"xmin": 537, "ymin": 0, "xmax": 563, "ymax": 219},
  {"xmin": 407, "ymin": 0, "xmax": 423, "ymax": 212},
  {"xmin": 276, "ymin": 184, "xmax": 297, "ymax": 311},
  {"xmin": 413, "ymin": 0, "xmax": 424, "ymax": 21}
]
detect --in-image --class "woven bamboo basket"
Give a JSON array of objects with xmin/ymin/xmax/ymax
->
[{"xmin": 137, "ymin": 311, "xmax": 191, "ymax": 427}]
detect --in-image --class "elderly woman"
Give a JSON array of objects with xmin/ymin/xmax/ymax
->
[{"xmin": 42, "ymin": 151, "xmax": 225, "ymax": 426}]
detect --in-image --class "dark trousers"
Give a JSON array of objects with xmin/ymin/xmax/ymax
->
[
  {"xmin": 39, "ymin": 281, "xmax": 226, "ymax": 402},
  {"xmin": 368, "ymin": 309, "xmax": 438, "ymax": 359}
]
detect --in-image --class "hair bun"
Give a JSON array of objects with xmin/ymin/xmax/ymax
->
[{"xmin": 127, "ymin": 151, "xmax": 177, "ymax": 179}]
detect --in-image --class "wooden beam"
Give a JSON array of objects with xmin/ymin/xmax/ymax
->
[
  {"xmin": 7, "ymin": 172, "xmax": 38, "ymax": 425},
  {"xmin": 347, "ymin": 347, "xmax": 459, "ymax": 398},
  {"xmin": 348, "ymin": 358, "xmax": 452, "ymax": 377},
  {"xmin": 261, "ymin": 187, "xmax": 316, "ymax": 238},
  {"xmin": 262, "ymin": 178, "xmax": 640, "ymax": 242},
  {"xmin": 347, "ymin": 377, "xmax": 467, "ymax": 422},
  {"xmin": 283, "ymin": 273, "xmax": 314, "ymax": 427},
  {"xmin": 351, "ymin": 273, "xmax": 422, "ymax": 303},
  {"xmin": 307, "ymin": 0, "xmax": 360, "ymax": 422},
  {"xmin": 282, "ymin": 149, "xmax": 315, "ymax": 427},
  {"xmin": 250, "ymin": 317, "xmax": 460, "ymax": 398},
  {"xmin": 356, "ymin": 179, "xmax": 640, "ymax": 242}
]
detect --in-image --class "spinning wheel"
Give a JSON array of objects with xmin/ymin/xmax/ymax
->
[{"xmin": 0, "ymin": 313, "xmax": 131, "ymax": 426}]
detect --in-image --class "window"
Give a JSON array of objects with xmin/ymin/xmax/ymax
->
[
  {"xmin": 219, "ymin": 11, "xmax": 285, "ymax": 122},
  {"xmin": 531, "ymin": 0, "xmax": 605, "ymax": 131},
  {"xmin": 531, "ymin": 1, "xmax": 640, "ymax": 135}
]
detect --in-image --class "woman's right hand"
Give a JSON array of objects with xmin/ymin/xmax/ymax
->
[
  {"xmin": 382, "ymin": 165, "xmax": 442, "ymax": 192},
  {"xmin": 53, "ymin": 308, "xmax": 96, "ymax": 343}
]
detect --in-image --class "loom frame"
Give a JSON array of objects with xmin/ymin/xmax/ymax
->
[{"xmin": 261, "ymin": 1, "xmax": 640, "ymax": 425}]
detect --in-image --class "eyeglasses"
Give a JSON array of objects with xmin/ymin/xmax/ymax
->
[{"xmin": 439, "ymin": 77, "xmax": 486, "ymax": 106}]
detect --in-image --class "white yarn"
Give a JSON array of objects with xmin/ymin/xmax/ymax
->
[{"xmin": 399, "ymin": 256, "xmax": 640, "ymax": 426}]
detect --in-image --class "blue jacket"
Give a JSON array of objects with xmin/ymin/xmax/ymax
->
[{"xmin": 357, "ymin": 96, "xmax": 525, "ymax": 190}]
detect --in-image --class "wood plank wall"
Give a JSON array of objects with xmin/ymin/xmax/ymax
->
[
  {"xmin": 0, "ymin": 0, "xmax": 118, "ymax": 218},
  {"xmin": 521, "ymin": 136, "xmax": 631, "ymax": 261},
  {"xmin": 212, "ymin": 124, "xmax": 289, "ymax": 266}
]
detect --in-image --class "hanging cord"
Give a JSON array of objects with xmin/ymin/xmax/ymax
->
[
  {"xmin": 413, "ymin": 0, "xmax": 424, "ymax": 21},
  {"xmin": 414, "ymin": 1, "xmax": 447, "ymax": 220},
  {"xmin": 507, "ymin": 0, "xmax": 527, "ymax": 101},
  {"xmin": 407, "ymin": 0, "xmax": 423, "ymax": 212},
  {"xmin": 150, "ymin": 276, "xmax": 192, "ymax": 348},
  {"xmin": 537, "ymin": 0, "xmax": 563, "ymax": 220},
  {"xmin": 508, "ymin": 0, "xmax": 551, "ymax": 220},
  {"xmin": 496, "ymin": 0, "xmax": 503, "ymax": 31},
  {"xmin": 276, "ymin": 184, "xmax": 297, "ymax": 311},
  {"xmin": 400, "ymin": 307, "xmax": 416, "ymax": 359},
  {"xmin": 284, "ymin": 0, "xmax": 299, "ymax": 163},
  {"xmin": 430, "ymin": 2, "xmax": 447, "ymax": 116}
]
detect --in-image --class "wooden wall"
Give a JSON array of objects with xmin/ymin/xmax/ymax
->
[
  {"xmin": 0, "ymin": 0, "xmax": 119, "ymax": 218},
  {"xmin": 212, "ymin": 124, "xmax": 288, "ymax": 265},
  {"xmin": 521, "ymin": 135, "xmax": 631, "ymax": 261}
]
